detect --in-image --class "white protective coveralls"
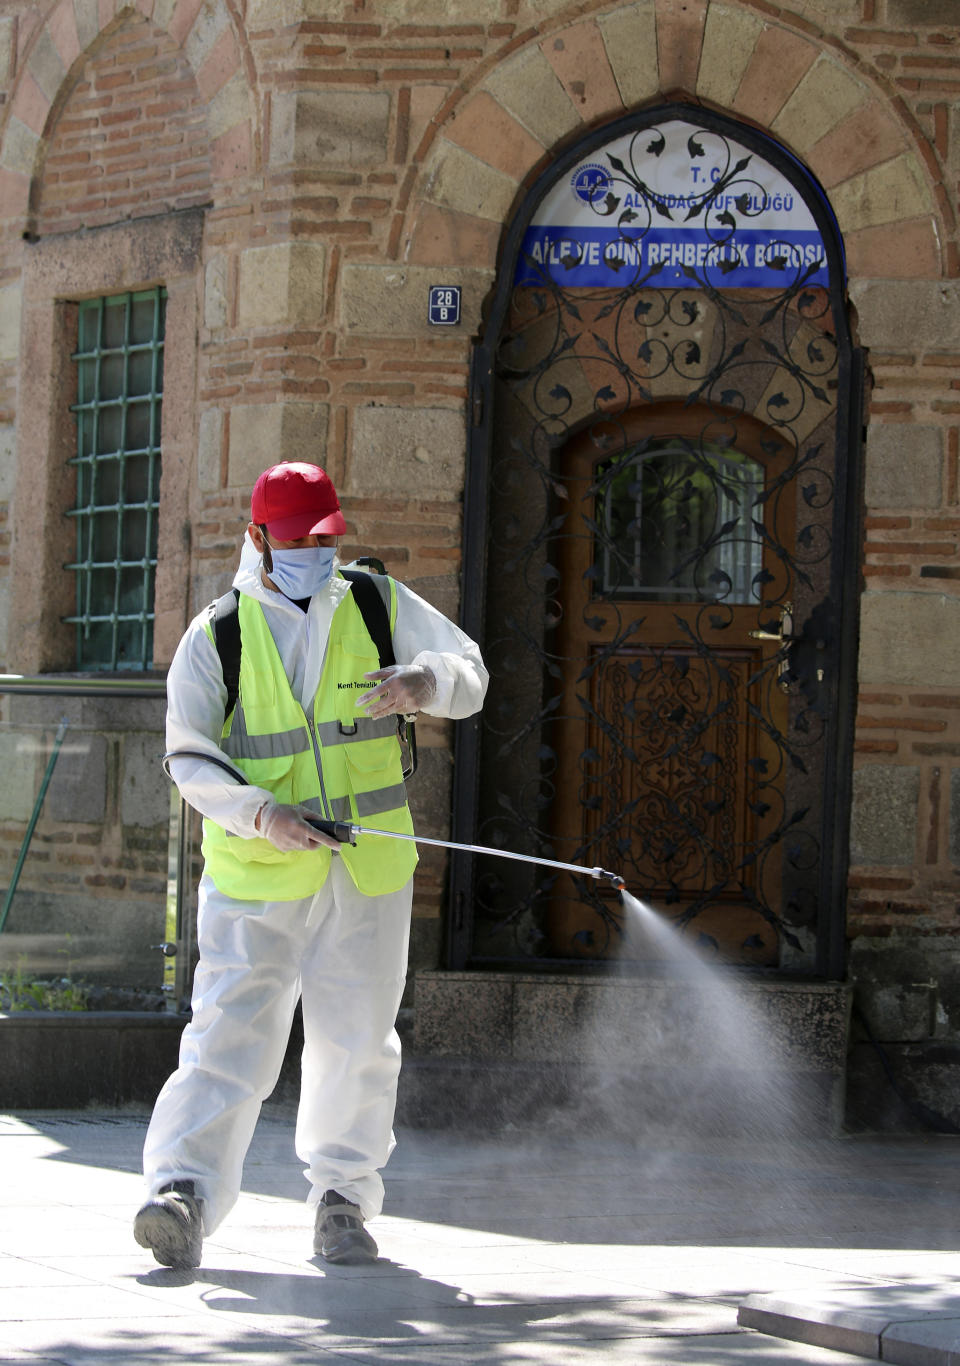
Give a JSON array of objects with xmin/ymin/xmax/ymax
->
[{"xmin": 144, "ymin": 534, "xmax": 488, "ymax": 1233}]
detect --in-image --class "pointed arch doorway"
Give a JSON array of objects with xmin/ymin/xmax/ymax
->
[{"xmin": 449, "ymin": 105, "xmax": 864, "ymax": 979}]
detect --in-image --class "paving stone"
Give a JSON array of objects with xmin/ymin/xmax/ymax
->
[
  {"xmin": 811, "ymin": 101, "xmax": 907, "ymax": 190},
  {"xmin": 4, "ymin": 1115, "xmax": 960, "ymax": 1366},
  {"xmin": 197, "ymin": 406, "xmax": 224, "ymax": 492},
  {"xmin": 321, "ymin": 1332, "xmax": 863, "ymax": 1362},
  {"xmin": 227, "ymin": 401, "xmax": 329, "ymax": 489},
  {"xmin": 182, "ymin": 0, "xmax": 232, "ymax": 73},
  {"xmin": 0, "ymin": 15, "xmax": 15, "ymax": 85},
  {"xmin": 349, "ymin": 405, "xmax": 465, "ymax": 498},
  {"xmin": 72, "ymin": 0, "xmax": 99, "ymax": 52}
]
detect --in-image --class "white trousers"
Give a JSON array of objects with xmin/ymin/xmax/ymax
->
[{"xmin": 142, "ymin": 857, "xmax": 413, "ymax": 1232}]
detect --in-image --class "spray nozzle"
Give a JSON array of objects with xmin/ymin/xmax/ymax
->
[{"xmin": 592, "ymin": 867, "xmax": 626, "ymax": 889}]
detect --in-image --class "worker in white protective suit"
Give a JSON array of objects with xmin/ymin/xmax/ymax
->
[{"xmin": 134, "ymin": 461, "xmax": 488, "ymax": 1270}]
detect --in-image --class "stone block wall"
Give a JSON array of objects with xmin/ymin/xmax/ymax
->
[
  {"xmin": 846, "ymin": 277, "xmax": 960, "ymax": 1122},
  {"xmin": 409, "ymin": 971, "xmax": 852, "ymax": 1135}
]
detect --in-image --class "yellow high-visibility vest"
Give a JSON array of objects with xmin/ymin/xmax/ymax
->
[{"xmin": 201, "ymin": 582, "xmax": 417, "ymax": 900}]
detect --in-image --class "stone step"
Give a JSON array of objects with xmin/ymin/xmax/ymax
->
[{"xmin": 739, "ymin": 1286, "xmax": 960, "ymax": 1364}]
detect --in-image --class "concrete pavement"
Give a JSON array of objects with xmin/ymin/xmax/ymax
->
[{"xmin": 2, "ymin": 1107, "xmax": 960, "ymax": 1365}]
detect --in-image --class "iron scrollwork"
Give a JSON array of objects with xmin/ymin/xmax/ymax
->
[{"xmin": 471, "ymin": 117, "xmax": 846, "ymax": 971}]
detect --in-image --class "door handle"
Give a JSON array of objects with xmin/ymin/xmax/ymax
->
[
  {"xmin": 749, "ymin": 602, "xmax": 794, "ymax": 643},
  {"xmin": 749, "ymin": 603, "xmax": 795, "ymax": 691}
]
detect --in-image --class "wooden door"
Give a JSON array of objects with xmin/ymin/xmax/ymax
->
[{"xmin": 548, "ymin": 406, "xmax": 796, "ymax": 965}]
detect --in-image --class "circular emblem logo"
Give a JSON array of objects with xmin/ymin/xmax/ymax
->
[{"xmin": 571, "ymin": 162, "xmax": 612, "ymax": 204}]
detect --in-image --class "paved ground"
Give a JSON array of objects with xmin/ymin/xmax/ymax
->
[{"xmin": 2, "ymin": 1107, "xmax": 960, "ymax": 1365}]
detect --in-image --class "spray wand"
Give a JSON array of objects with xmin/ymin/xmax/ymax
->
[
  {"xmin": 307, "ymin": 817, "xmax": 626, "ymax": 889},
  {"xmin": 162, "ymin": 749, "xmax": 626, "ymax": 890}
]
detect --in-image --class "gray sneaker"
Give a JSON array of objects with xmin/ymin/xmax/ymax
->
[
  {"xmin": 134, "ymin": 1180, "xmax": 204, "ymax": 1269},
  {"xmin": 314, "ymin": 1189, "xmax": 378, "ymax": 1264}
]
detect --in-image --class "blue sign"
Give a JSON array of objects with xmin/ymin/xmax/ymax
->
[
  {"xmin": 428, "ymin": 285, "xmax": 461, "ymax": 326},
  {"xmin": 516, "ymin": 226, "xmax": 828, "ymax": 289},
  {"xmin": 517, "ymin": 121, "xmax": 829, "ymax": 292}
]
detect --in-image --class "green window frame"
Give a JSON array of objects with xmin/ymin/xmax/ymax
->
[{"xmin": 65, "ymin": 288, "xmax": 166, "ymax": 671}]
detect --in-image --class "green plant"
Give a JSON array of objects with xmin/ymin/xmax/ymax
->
[{"xmin": 0, "ymin": 960, "xmax": 89, "ymax": 1012}]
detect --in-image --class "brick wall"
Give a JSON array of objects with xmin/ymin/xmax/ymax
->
[
  {"xmin": 35, "ymin": 16, "xmax": 212, "ymax": 236},
  {"xmin": 0, "ymin": 0, "xmax": 958, "ymax": 1047}
]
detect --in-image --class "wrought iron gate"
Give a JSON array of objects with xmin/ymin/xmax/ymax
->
[{"xmin": 449, "ymin": 105, "xmax": 864, "ymax": 978}]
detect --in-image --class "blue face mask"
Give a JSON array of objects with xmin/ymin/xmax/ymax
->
[{"xmin": 266, "ymin": 544, "xmax": 336, "ymax": 599}]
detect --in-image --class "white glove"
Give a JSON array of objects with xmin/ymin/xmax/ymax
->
[
  {"xmin": 256, "ymin": 801, "xmax": 341, "ymax": 851},
  {"xmin": 358, "ymin": 664, "xmax": 436, "ymax": 719}
]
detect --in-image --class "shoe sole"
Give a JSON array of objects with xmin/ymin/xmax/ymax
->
[
  {"xmin": 319, "ymin": 1247, "xmax": 378, "ymax": 1265},
  {"xmin": 134, "ymin": 1205, "xmax": 201, "ymax": 1269},
  {"xmin": 316, "ymin": 1232, "xmax": 378, "ymax": 1265}
]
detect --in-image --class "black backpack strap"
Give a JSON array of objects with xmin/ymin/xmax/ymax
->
[
  {"xmin": 342, "ymin": 569, "xmax": 417, "ymax": 779},
  {"xmin": 210, "ymin": 575, "xmax": 416, "ymax": 776},
  {"xmin": 211, "ymin": 577, "xmax": 391, "ymax": 721},
  {"xmin": 212, "ymin": 587, "xmax": 241, "ymax": 719},
  {"xmin": 341, "ymin": 569, "xmax": 395, "ymax": 671}
]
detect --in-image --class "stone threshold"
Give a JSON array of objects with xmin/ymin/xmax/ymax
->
[{"xmin": 739, "ymin": 1285, "xmax": 960, "ymax": 1363}]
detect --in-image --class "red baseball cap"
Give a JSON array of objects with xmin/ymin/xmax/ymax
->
[{"xmin": 251, "ymin": 462, "xmax": 346, "ymax": 539}]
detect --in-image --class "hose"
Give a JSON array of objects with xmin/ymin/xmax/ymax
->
[{"xmin": 162, "ymin": 750, "xmax": 249, "ymax": 785}]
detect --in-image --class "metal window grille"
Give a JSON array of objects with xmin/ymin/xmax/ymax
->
[{"xmin": 65, "ymin": 289, "xmax": 165, "ymax": 671}]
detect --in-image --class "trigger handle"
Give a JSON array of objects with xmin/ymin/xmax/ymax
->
[{"xmin": 306, "ymin": 817, "xmax": 357, "ymax": 845}]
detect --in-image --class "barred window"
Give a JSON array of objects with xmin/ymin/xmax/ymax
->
[
  {"xmin": 65, "ymin": 289, "xmax": 165, "ymax": 671},
  {"xmin": 596, "ymin": 439, "xmax": 764, "ymax": 604}
]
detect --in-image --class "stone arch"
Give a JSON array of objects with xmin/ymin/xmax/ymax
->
[
  {"xmin": 0, "ymin": 0, "xmax": 258, "ymax": 231},
  {"xmin": 450, "ymin": 96, "xmax": 864, "ymax": 975},
  {"xmin": 402, "ymin": 0, "xmax": 945, "ymax": 283}
]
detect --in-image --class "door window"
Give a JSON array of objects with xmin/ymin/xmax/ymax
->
[{"xmin": 596, "ymin": 440, "xmax": 763, "ymax": 603}]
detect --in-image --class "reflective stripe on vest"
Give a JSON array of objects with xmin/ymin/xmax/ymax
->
[{"xmin": 201, "ymin": 580, "xmax": 417, "ymax": 900}]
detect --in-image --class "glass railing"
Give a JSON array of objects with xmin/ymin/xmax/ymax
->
[{"xmin": 0, "ymin": 674, "xmax": 198, "ymax": 1014}]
